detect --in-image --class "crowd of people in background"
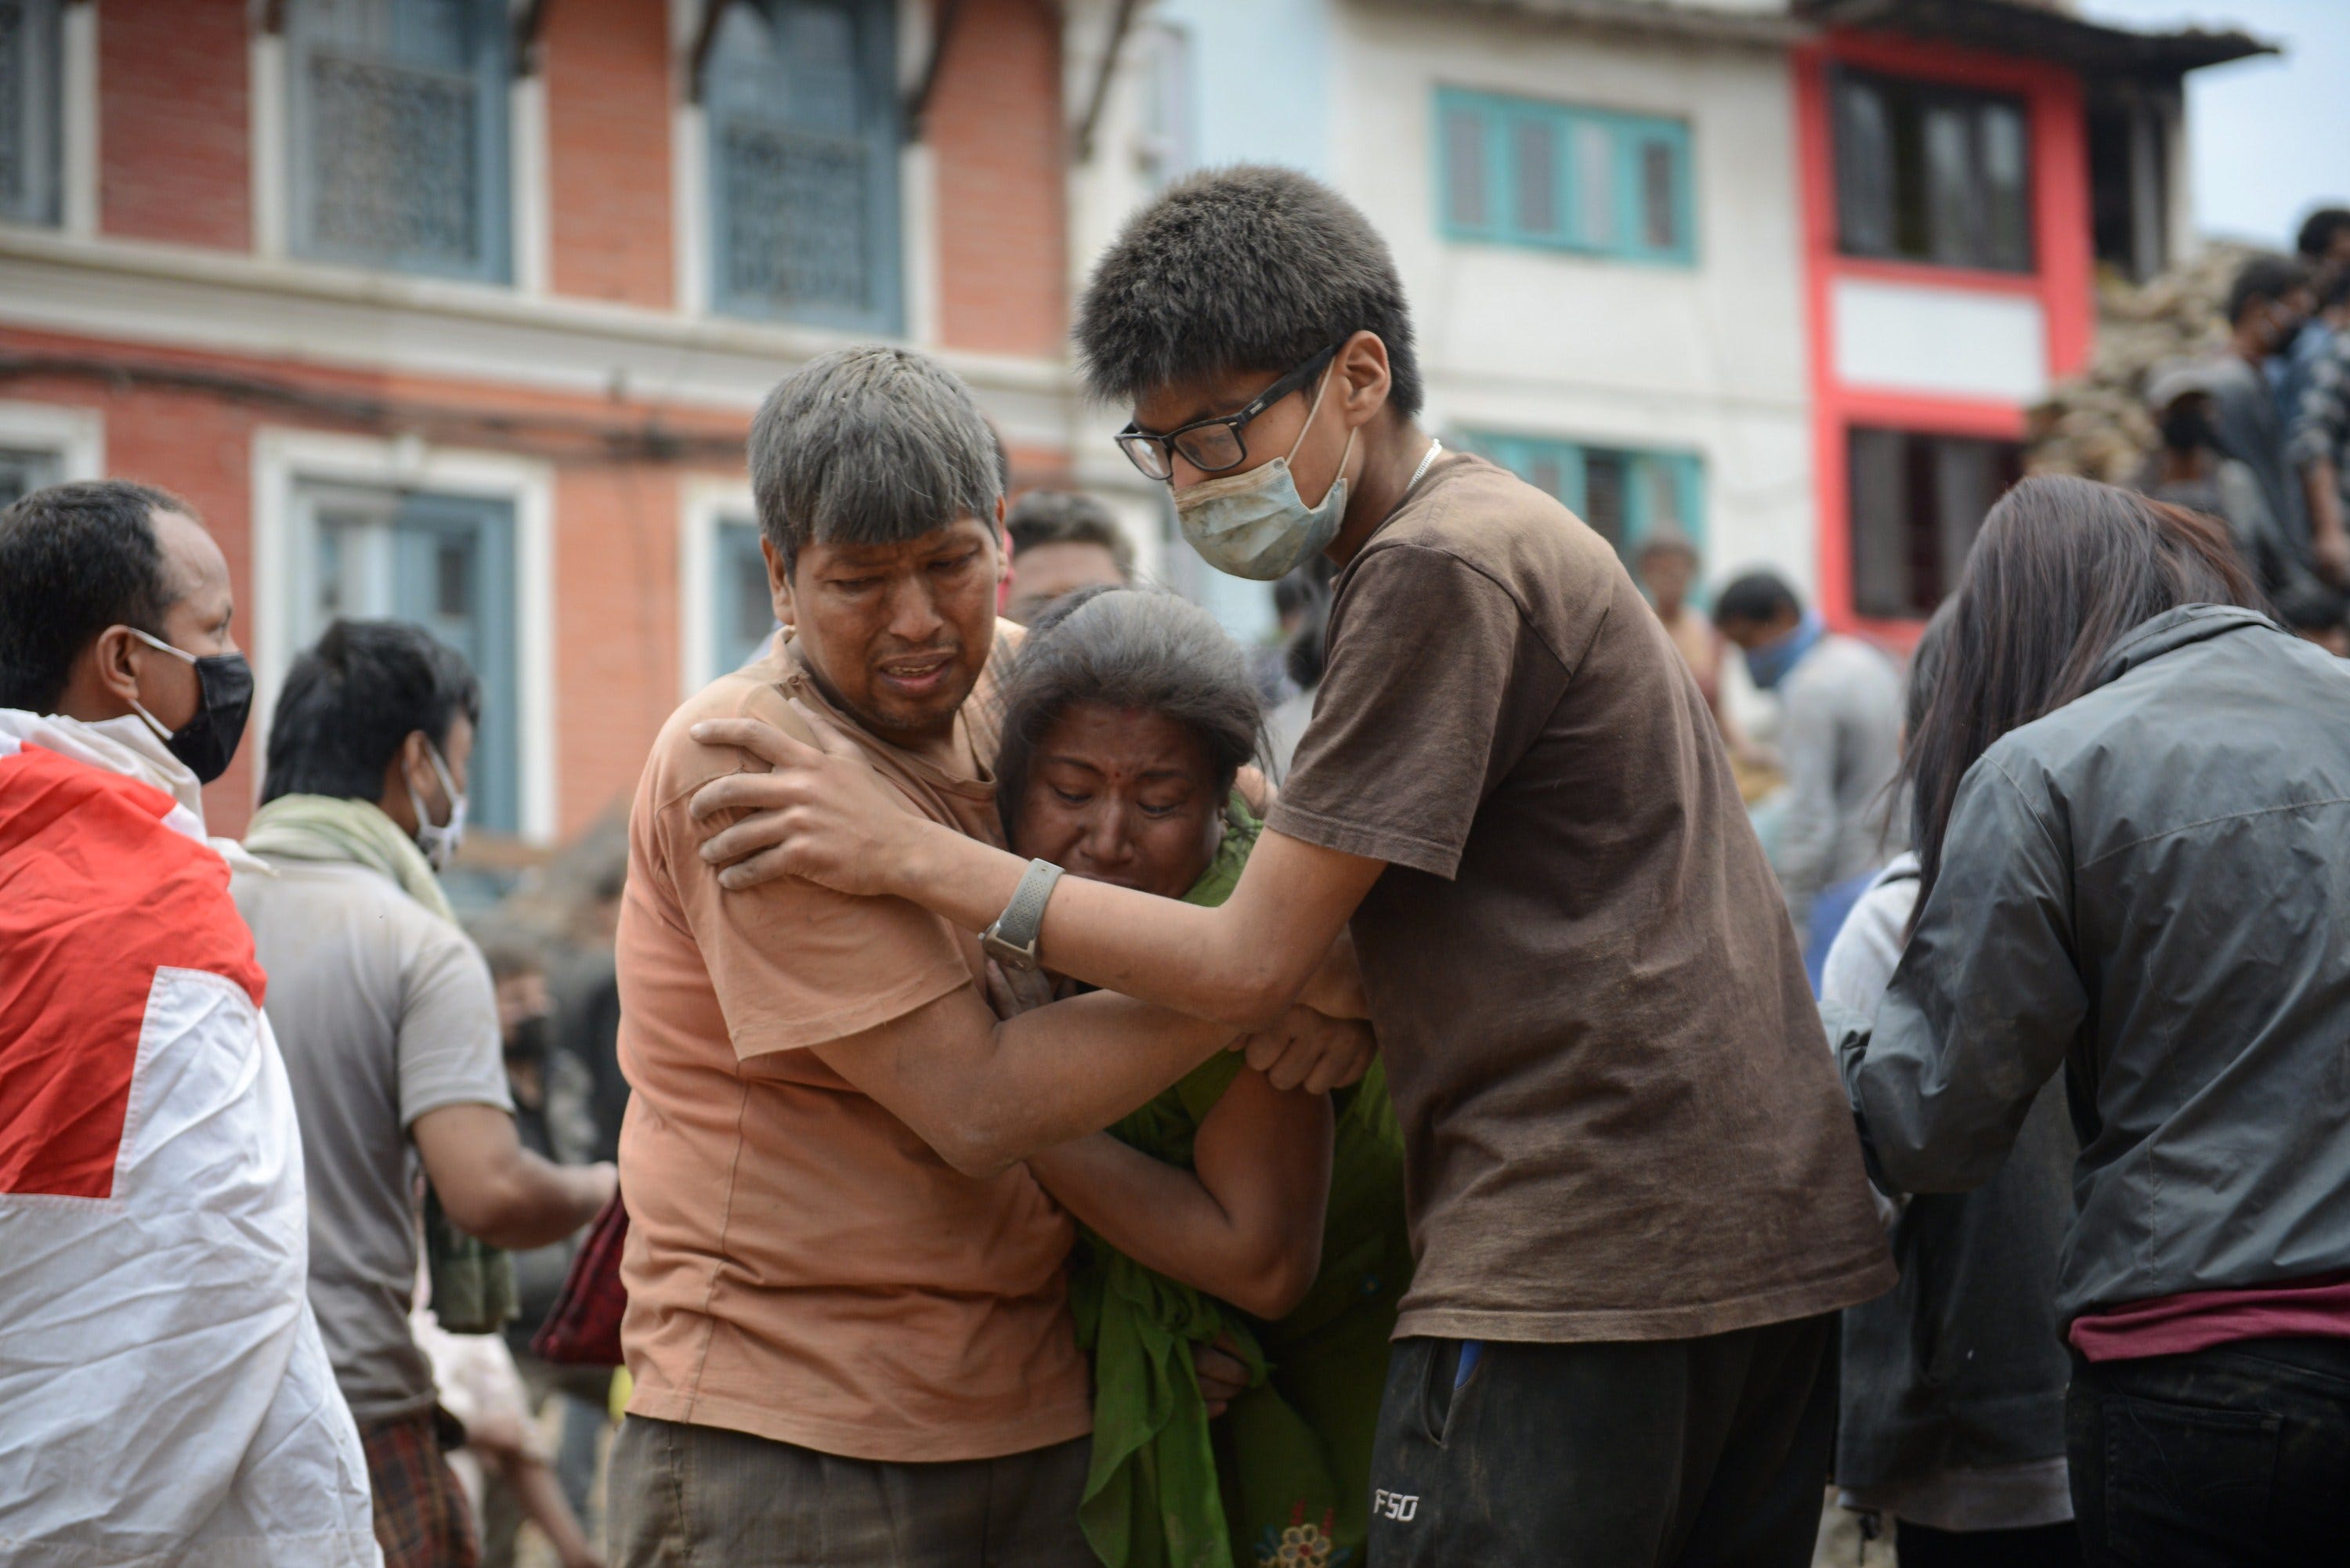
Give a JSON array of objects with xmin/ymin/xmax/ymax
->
[{"xmin": 2, "ymin": 171, "xmax": 2348, "ymax": 1568}]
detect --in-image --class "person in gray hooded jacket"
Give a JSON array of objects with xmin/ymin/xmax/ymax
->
[{"xmin": 1835, "ymin": 475, "xmax": 2350, "ymax": 1567}]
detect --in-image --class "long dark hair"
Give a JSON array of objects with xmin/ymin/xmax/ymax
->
[
  {"xmin": 1903, "ymin": 475, "xmax": 2260, "ymax": 908},
  {"xmin": 994, "ymin": 587, "xmax": 1264, "ymax": 845}
]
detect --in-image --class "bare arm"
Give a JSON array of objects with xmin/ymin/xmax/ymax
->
[
  {"xmin": 1027, "ymin": 1064, "xmax": 1336, "ymax": 1321},
  {"xmin": 410, "ymin": 1103, "xmax": 615, "ymax": 1252},
  {"xmin": 808, "ymin": 981, "xmax": 1267, "ymax": 1180},
  {"xmin": 2305, "ymin": 458, "xmax": 2349, "ymax": 587},
  {"xmin": 689, "ymin": 709, "xmax": 1385, "ymax": 1032}
]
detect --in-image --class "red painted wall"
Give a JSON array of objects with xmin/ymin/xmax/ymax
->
[
  {"xmin": 99, "ymin": 0, "xmax": 253, "ymax": 251},
  {"xmin": 544, "ymin": 0, "xmax": 674, "ymax": 309},
  {"xmin": 930, "ymin": 0, "xmax": 1068, "ymax": 358}
]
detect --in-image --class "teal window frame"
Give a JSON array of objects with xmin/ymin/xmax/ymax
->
[
  {"xmin": 1462, "ymin": 431, "xmax": 1705, "ymax": 564},
  {"xmin": 1435, "ymin": 89, "xmax": 1695, "ymax": 266}
]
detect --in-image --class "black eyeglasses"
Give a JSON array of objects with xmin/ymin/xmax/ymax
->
[{"xmin": 1114, "ymin": 344, "xmax": 1340, "ymax": 482}]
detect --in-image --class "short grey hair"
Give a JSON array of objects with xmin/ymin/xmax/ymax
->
[
  {"xmin": 996, "ymin": 587, "xmax": 1264, "ymax": 843},
  {"xmin": 749, "ymin": 345, "xmax": 1002, "ymax": 569}
]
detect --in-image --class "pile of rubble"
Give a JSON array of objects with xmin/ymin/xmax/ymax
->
[{"xmin": 2027, "ymin": 244, "xmax": 2258, "ymax": 483}]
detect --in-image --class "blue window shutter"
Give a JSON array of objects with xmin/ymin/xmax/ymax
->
[
  {"xmin": 707, "ymin": 0, "xmax": 902, "ymax": 332},
  {"xmin": 286, "ymin": 0, "xmax": 512, "ymax": 283},
  {"xmin": 0, "ymin": 0, "xmax": 61, "ymax": 227}
]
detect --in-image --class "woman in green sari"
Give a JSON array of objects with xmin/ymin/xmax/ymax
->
[{"xmin": 991, "ymin": 587, "xmax": 1412, "ymax": 1568}]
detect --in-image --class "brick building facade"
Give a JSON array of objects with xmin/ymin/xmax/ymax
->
[{"xmin": 0, "ymin": 0, "xmax": 1126, "ymax": 853}]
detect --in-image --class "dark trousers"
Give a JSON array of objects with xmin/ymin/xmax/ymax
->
[
  {"xmin": 1367, "ymin": 1313, "xmax": 1838, "ymax": 1567},
  {"xmin": 2067, "ymin": 1338, "xmax": 2350, "ymax": 1567},
  {"xmin": 607, "ymin": 1414, "xmax": 1094, "ymax": 1568},
  {"xmin": 1897, "ymin": 1521, "xmax": 2081, "ymax": 1568}
]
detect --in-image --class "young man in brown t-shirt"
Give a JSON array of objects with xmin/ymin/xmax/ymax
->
[
  {"xmin": 607, "ymin": 345, "xmax": 1364, "ymax": 1568},
  {"xmin": 693, "ymin": 172, "xmax": 1893, "ymax": 1566}
]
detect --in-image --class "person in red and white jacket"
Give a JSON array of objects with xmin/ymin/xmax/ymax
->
[{"xmin": 0, "ymin": 481, "xmax": 379, "ymax": 1568}]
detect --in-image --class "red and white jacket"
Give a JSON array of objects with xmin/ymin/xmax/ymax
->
[{"xmin": 0, "ymin": 711, "xmax": 379, "ymax": 1568}]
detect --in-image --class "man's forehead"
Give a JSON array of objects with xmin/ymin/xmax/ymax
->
[
  {"xmin": 812, "ymin": 516, "xmax": 992, "ymax": 563},
  {"xmin": 153, "ymin": 508, "xmax": 230, "ymax": 595}
]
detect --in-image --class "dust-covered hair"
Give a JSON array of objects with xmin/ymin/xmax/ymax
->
[
  {"xmin": 995, "ymin": 587, "xmax": 1263, "ymax": 843},
  {"xmin": 750, "ymin": 345, "xmax": 1002, "ymax": 571},
  {"xmin": 1075, "ymin": 165, "xmax": 1423, "ymax": 419}
]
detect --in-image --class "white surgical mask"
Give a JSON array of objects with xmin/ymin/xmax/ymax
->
[
  {"xmin": 1173, "ymin": 364, "xmax": 1355, "ymax": 581},
  {"xmin": 407, "ymin": 742, "xmax": 468, "ymax": 873}
]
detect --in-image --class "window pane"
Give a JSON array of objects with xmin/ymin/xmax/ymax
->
[
  {"xmin": 1444, "ymin": 107, "xmax": 1487, "ymax": 229},
  {"xmin": 1980, "ymin": 100, "xmax": 2030, "ymax": 270},
  {"xmin": 710, "ymin": 0, "xmax": 898, "ymax": 327},
  {"xmin": 1528, "ymin": 453, "xmax": 1564, "ymax": 501},
  {"xmin": 1849, "ymin": 427, "xmax": 2019, "ymax": 619},
  {"xmin": 291, "ymin": 0, "xmax": 507, "ymax": 279},
  {"xmin": 1834, "ymin": 75, "xmax": 1893, "ymax": 258},
  {"xmin": 1847, "ymin": 428, "xmax": 1909, "ymax": 618},
  {"xmin": 0, "ymin": 0, "xmax": 60, "ymax": 226},
  {"xmin": 1643, "ymin": 456, "xmax": 1681, "ymax": 532},
  {"xmin": 721, "ymin": 124, "xmax": 870, "ymax": 311},
  {"xmin": 0, "ymin": 444, "xmax": 59, "ymax": 509},
  {"xmin": 1922, "ymin": 103, "xmax": 1979, "ymax": 266},
  {"xmin": 1513, "ymin": 118, "xmax": 1557, "ymax": 237},
  {"xmin": 1582, "ymin": 450, "xmax": 1627, "ymax": 549},
  {"xmin": 1573, "ymin": 121, "xmax": 1614, "ymax": 249},
  {"xmin": 719, "ymin": 520, "xmax": 776, "ymax": 674},
  {"xmin": 1640, "ymin": 139, "xmax": 1679, "ymax": 251},
  {"xmin": 435, "ymin": 538, "xmax": 472, "ymax": 618}
]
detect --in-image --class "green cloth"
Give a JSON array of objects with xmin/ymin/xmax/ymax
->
[
  {"xmin": 1072, "ymin": 801, "xmax": 1412, "ymax": 1568},
  {"xmin": 244, "ymin": 793, "xmax": 457, "ymax": 923},
  {"xmin": 244, "ymin": 793, "xmax": 517, "ymax": 1335}
]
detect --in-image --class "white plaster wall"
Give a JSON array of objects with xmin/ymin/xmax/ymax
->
[{"xmin": 1332, "ymin": 7, "xmax": 1820, "ymax": 598}]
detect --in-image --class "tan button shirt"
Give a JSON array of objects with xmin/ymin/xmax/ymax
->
[{"xmin": 613, "ymin": 630, "xmax": 1091, "ymax": 1461}]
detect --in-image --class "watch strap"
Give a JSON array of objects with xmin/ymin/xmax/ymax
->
[{"xmin": 982, "ymin": 858, "xmax": 1064, "ymax": 971}]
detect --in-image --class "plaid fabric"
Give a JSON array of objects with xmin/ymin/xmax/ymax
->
[
  {"xmin": 362, "ymin": 1409, "xmax": 479, "ymax": 1568},
  {"xmin": 2292, "ymin": 328, "xmax": 2350, "ymax": 475},
  {"xmin": 531, "ymin": 1188, "xmax": 629, "ymax": 1367}
]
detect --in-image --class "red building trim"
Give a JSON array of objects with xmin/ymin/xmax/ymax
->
[{"xmin": 1795, "ymin": 29, "xmax": 2095, "ymax": 640}]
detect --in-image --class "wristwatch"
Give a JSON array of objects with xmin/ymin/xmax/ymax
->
[{"xmin": 980, "ymin": 858, "xmax": 1065, "ymax": 973}]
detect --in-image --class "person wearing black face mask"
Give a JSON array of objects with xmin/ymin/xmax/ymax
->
[
  {"xmin": 0, "ymin": 481, "xmax": 381, "ymax": 1566},
  {"xmin": 0, "ymin": 479, "xmax": 251, "ymax": 804},
  {"xmin": 2138, "ymin": 359, "xmax": 2306, "ymax": 598}
]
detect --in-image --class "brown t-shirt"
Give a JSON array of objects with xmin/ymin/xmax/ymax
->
[
  {"xmin": 613, "ymin": 630, "xmax": 1092, "ymax": 1461},
  {"xmin": 1273, "ymin": 453, "xmax": 1894, "ymax": 1342}
]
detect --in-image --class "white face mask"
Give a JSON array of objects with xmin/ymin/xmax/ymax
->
[
  {"xmin": 1172, "ymin": 363, "xmax": 1355, "ymax": 581},
  {"xmin": 407, "ymin": 741, "xmax": 468, "ymax": 873}
]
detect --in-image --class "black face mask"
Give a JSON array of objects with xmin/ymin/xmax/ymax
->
[
  {"xmin": 129, "ymin": 629, "xmax": 255, "ymax": 786},
  {"xmin": 2160, "ymin": 405, "xmax": 2216, "ymax": 454},
  {"xmin": 504, "ymin": 1013, "xmax": 552, "ymax": 1064}
]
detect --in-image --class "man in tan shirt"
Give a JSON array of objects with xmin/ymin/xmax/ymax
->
[{"xmin": 608, "ymin": 345, "xmax": 1358, "ymax": 1568}]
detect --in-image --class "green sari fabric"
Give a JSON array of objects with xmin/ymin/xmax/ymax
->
[{"xmin": 1072, "ymin": 803, "xmax": 1412, "ymax": 1568}]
